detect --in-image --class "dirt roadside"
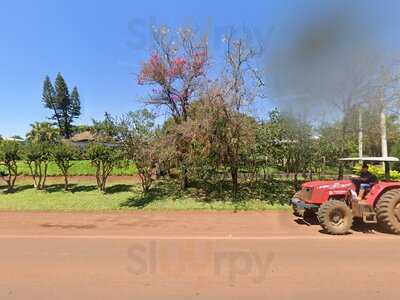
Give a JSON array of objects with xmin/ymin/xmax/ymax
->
[
  {"xmin": 0, "ymin": 211, "xmax": 399, "ymax": 300},
  {"xmin": 0, "ymin": 210, "xmax": 395, "ymax": 237}
]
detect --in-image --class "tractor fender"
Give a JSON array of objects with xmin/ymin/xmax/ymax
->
[{"xmin": 366, "ymin": 182, "xmax": 400, "ymax": 207}]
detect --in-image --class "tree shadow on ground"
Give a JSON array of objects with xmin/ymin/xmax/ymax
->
[
  {"xmin": 121, "ymin": 180, "xmax": 182, "ymax": 209},
  {"xmin": 70, "ymin": 185, "xmax": 98, "ymax": 193},
  {"xmin": 121, "ymin": 193, "xmax": 158, "ymax": 209},
  {"xmin": 106, "ymin": 184, "xmax": 132, "ymax": 194},
  {"xmin": 45, "ymin": 184, "xmax": 77, "ymax": 193},
  {"xmin": 45, "ymin": 184, "xmax": 100, "ymax": 194},
  {"xmin": 121, "ymin": 179, "xmax": 295, "ymax": 209},
  {"xmin": 1, "ymin": 185, "xmax": 34, "ymax": 194},
  {"xmin": 189, "ymin": 179, "xmax": 295, "ymax": 205},
  {"xmin": 0, "ymin": 183, "xmax": 134, "ymax": 195},
  {"xmin": 47, "ymin": 184, "xmax": 129, "ymax": 194}
]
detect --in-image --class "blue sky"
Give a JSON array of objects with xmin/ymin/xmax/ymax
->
[{"xmin": 0, "ymin": 0, "xmax": 399, "ymax": 137}]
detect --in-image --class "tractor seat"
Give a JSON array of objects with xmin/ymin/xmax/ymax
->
[{"xmin": 361, "ymin": 183, "xmax": 377, "ymax": 199}]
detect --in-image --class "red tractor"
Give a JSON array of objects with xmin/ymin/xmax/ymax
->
[{"xmin": 292, "ymin": 157, "xmax": 400, "ymax": 235}]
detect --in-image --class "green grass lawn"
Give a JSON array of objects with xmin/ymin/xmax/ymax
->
[
  {"xmin": 13, "ymin": 160, "xmax": 138, "ymax": 176},
  {"xmin": 0, "ymin": 179, "xmax": 291, "ymax": 212}
]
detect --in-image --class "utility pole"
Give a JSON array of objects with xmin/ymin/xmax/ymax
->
[
  {"xmin": 381, "ymin": 109, "xmax": 388, "ymax": 158},
  {"xmin": 358, "ymin": 108, "xmax": 363, "ymax": 159},
  {"xmin": 379, "ymin": 68, "xmax": 390, "ymax": 159}
]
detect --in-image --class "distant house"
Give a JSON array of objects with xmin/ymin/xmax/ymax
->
[
  {"xmin": 3, "ymin": 136, "xmax": 25, "ymax": 143},
  {"xmin": 67, "ymin": 131, "xmax": 119, "ymax": 148},
  {"xmin": 68, "ymin": 131, "xmax": 95, "ymax": 148}
]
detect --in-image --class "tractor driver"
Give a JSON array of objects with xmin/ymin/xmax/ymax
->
[{"xmin": 354, "ymin": 163, "xmax": 378, "ymax": 201}]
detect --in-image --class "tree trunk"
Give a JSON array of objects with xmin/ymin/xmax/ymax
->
[
  {"xmin": 231, "ymin": 167, "xmax": 238, "ymax": 198},
  {"xmin": 28, "ymin": 162, "xmax": 38, "ymax": 189},
  {"xmin": 263, "ymin": 165, "xmax": 267, "ymax": 181},
  {"xmin": 180, "ymin": 172, "xmax": 189, "ymax": 190},
  {"xmin": 102, "ymin": 180, "xmax": 107, "ymax": 193},
  {"xmin": 293, "ymin": 173, "xmax": 301, "ymax": 190},
  {"xmin": 64, "ymin": 174, "xmax": 69, "ymax": 191},
  {"xmin": 42, "ymin": 163, "xmax": 48, "ymax": 190},
  {"xmin": 2, "ymin": 176, "xmax": 11, "ymax": 192},
  {"xmin": 179, "ymin": 161, "xmax": 189, "ymax": 190}
]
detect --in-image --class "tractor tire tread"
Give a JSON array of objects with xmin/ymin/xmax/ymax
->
[
  {"xmin": 376, "ymin": 189, "xmax": 400, "ymax": 234},
  {"xmin": 318, "ymin": 200, "xmax": 353, "ymax": 235}
]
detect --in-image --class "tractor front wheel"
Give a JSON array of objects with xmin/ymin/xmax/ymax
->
[
  {"xmin": 376, "ymin": 190, "xmax": 400, "ymax": 234},
  {"xmin": 318, "ymin": 200, "xmax": 353, "ymax": 235},
  {"xmin": 293, "ymin": 206, "xmax": 304, "ymax": 218}
]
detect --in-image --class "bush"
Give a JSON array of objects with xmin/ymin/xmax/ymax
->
[
  {"xmin": 353, "ymin": 164, "xmax": 400, "ymax": 181},
  {"xmin": 15, "ymin": 160, "xmax": 137, "ymax": 176},
  {"xmin": 85, "ymin": 143, "xmax": 122, "ymax": 193},
  {"xmin": 52, "ymin": 143, "xmax": 78, "ymax": 191},
  {"xmin": 120, "ymin": 109, "xmax": 158, "ymax": 193},
  {"xmin": 0, "ymin": 141, "xmax": 21, "ymax": 192},
  {"xmin": 24, "ymin": 142, "xmax": 52, "ymax": 190}
]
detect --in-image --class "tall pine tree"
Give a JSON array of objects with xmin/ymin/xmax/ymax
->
[
  {"xmin": 42, "ymin": 73, "xmax": 81, "ymax": 139},
  {"xmin": 70, "ymin": 87, "xmax": 81, "ymax": 120},
  {"xmin": 42, "ymin": 76, "xmax": 59, "ymax": 125}
]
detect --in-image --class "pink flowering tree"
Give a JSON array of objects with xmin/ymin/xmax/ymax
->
[{"xmin": 138, "ymin": 27, "xmax": 209, "ymax": 189}]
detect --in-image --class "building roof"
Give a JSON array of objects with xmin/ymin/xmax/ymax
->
[
  {"xmin": 3, "ymin": 137, "xmax": 24, "ymax": 142},
  {"xmin": 70, "ymin": 131, "xmax": 95, "ymax": 142}
]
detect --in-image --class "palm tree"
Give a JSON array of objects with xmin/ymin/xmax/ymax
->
[{"xmin": 26, "ymin": 122, "xmax": 59, "ymax": 144}]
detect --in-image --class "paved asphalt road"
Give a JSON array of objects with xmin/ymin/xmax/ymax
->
[{"xmin": 0, "ymin": 211, "xmax": 399, "ymax": 300}]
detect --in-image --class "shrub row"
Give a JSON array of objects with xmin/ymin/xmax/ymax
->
[
  {"xmin": 353, "ymin": 164, "xmax": 400, "ymax": 181},
  {"xmin": 13, "ymin": 161, "xmax": 137, "ymax": 177},
  {"xmin": 0, "ymin": 141, "xmax": 137, "ymax": 193}
]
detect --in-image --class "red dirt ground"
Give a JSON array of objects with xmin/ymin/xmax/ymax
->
[{"xmin": 0, "ymin": 211, "xmax": 399, "ymax": 300}]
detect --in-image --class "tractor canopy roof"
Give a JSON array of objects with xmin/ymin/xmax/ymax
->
[{"xmin": 339, "ymin": 157, "xmax": 399, "ymax": 163}]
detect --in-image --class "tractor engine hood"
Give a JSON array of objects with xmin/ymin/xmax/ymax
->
[
  {"xmin": 302, "ymin": 180, "xmax": 353, "ymax": 190},
  {"xmin": 300, "ymin": 180, "xmax": 355, "ymax": 205}
]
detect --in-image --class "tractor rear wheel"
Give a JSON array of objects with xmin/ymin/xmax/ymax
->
[
  {"xmin": 318, "ymin": 200, "xmax": 353, "ymax": 235},
  {"xmin": 376, "ymin": 189, "xmax": 400, "ymax": 234}
]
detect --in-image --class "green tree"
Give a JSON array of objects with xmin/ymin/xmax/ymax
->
[
  {"xmin": 120, "ymin": 109, "xmax": 158, "ymax": 193},
  {"xmin": 52, "ymin": 143, "xmax": 78, "ymax": 191},
  {"xmin": 26, "ymin": 122, "xmax": 59, "ymax": 144},
  {"xmin": 180, "ymin": 32, "xmax": 262, "ymax": 196},
  {"xmin": 70, "ymin": 87, "xmax": 81, "ymax": 120},
  {"xmin": 317, "ymin": 122, "xmax": 357, "ymax": 166},
  {"xmin": 256, "ymin": 110, "xmax": 288, "ymax": 180},
  {"xmin": 266, "ymin": 113, "xmax": 315, "ymax": 185},
  {"xmin": 0, "ymin": 141, "xmax": 21, "ymax": 192},
  {"xmin": 42, "ymin": 73, "xmax": 81, "ymax": 138},
  {"xmin": 91, "ymin": 112, "xmax": 120, "ymax": 142},
  {"xmin": 85, "ymin": 143, "xmax": 121, "ymax": 193},
  {"xmin": 179, "ymin": 96, "xmax": 258, "ymax": 195},
  {"xmin": 24, "ymin": 142, "xmax": 52, "ymax": 190}
]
